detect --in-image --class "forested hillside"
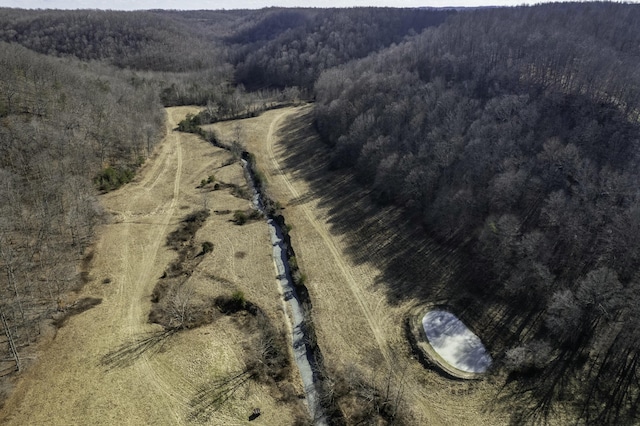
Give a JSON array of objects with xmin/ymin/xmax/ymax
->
[
  {"xmin": 1, "ymin": 3, "xmax": 640, "ymax": 424},
  {"xmin": 0, "ymin": 39, "xmax": 164, "ymax": 377},
  {"xmin": 232, "ymin": 8, "xmax": 453, "ymax": 90},
  {"xmin": 0, "ymin": 8, "xmax": 225, "ymax": 71},
  {"xmin": 0, "ymin": 8, "xmax": 238, "ymax": 106},
  {"xmin": 313, "ymin": 3, "xmax": 640, "ymax": 423}
]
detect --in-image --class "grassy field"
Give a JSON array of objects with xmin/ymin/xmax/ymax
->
[
  {"xmin": 206, "ymin": 106, "xmax": 511, "ymax": 425},
  {"xmin": 1, "ymin": 104, "xmax": 536, "ymax": 425},
  {"xmin": 0, "ymin": 107, "xmax": 306, "ymax": 425}
]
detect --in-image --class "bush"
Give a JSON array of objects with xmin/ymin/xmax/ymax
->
[
  {"xmin": 166, "ymin": 210, "xmax": 210, "ymax": 248},
  {"xmin": 94, "ymin": 166, "xmax": 134, "ymax": 191},
  {"xmin": 293, "ymin": 272, "xmax": 307, "ymax": 287},
  {"xmin": 230, "ymin": 184, "xmax": 250, "ymax": 199},
  {"xmin": 204, "ymin": 130, "xmax": 219, "ymax": 145},
  {"xmin": 201, "ymin": 241, "xmax": 214, "ymax": 254},
  {"xmin": 233, "ymin": 210, "xmax": 247, "ymax": 225},
  {"xmin": 254, "ymin": 170, "xmax": 265, "ymax": 187},
  {"xmin": 248, "ymin": 209, "xmax": 262, "ymax": 220},
  {"xmin": 177, "ymin": 113, "xmax": 202, "ymax": 133},
  {"xmin": 232, "ymin": 290, "xmax": 246, "ymax": 308},
  {"xmin": 199, "ymin": 175, "xmax": 216, "ymax": 188},
  {"xmin": 288, "ymin": 256, "xmax": 298, "ymax": 271},
  {"xmin": 215, "ymin": 291, "xmax": 253, "ymax": 314}
]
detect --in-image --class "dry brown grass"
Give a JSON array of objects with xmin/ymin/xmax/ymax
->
[
  {"xmin": 209, "ymin": 106, "xmax": 513, "ymax": 424},
  {"xmin": 0, "ymin": 107, "xmax": 305, "ymax": 425}
]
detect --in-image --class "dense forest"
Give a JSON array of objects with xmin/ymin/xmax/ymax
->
[
  {"xmin": 1, "ymin": 3, "xmax": 640, "ymax": 424},
  {"xmin": 313, "ymin": 3, "xmax": 640, "ymax": 424},
  {"xmin": 231, "ymin": 8, "xmax": 453, "ymax": 90}
]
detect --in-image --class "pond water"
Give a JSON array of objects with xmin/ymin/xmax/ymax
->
[{"xmin": 422, "ymin": 310, "xmax": 492, "ymax": 374}]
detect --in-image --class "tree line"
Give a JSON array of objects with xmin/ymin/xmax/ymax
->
[
  {"xmin": 0, "ymin": 41, "xmax": 164, "ymax": 368},
  {"xmin": 313, "ymin": 3, "xmax": 640, "ymax": 423},
  {"xmin": 2, "ymin": 3, "xmax": 640, "ymax": 423}
]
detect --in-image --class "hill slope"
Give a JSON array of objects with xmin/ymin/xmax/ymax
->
[{"xmin": 313, "ymin": 3, "xmax": 640, "ymax": 423}]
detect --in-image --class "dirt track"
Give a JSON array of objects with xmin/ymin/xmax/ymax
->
[
  {"xmin": 0, "ymin": 108, "xmax": 188, "ymax": 425},
  {"xmin": 0, "ymin": 107, "xmax": 301, "ymax": 425},
  {"xmin": 265, "ymin": 109, "xmax": 393, "ymax": 366},
  {"xmin": 210, "ymin": 106, "xmax": 510, "ymax": 425},
  {"xmin": 2, "ymin": 105, "xmax": 510, "ymax": 425}
]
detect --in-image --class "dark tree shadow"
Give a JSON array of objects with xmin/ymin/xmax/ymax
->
[
  {"xmin": 100, "ymin": 329, "xmax": 176, "ymax": 370},
  {"xmin": 188, "ymin": 368, "xmax": 256, "ymax": 423},
  {"xmin": 275, "ymin": 108, "xmax": 503, "ymax": 335},
  {"xmin": 273, "ymin": 107, "xmax": 563, "ymax": 423}
]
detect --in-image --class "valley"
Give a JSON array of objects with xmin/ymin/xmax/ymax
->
[{"xmin": 2, "ymin": 4, "xmax": 640, "ymax": 424}]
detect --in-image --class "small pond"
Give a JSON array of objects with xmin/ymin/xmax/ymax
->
[{"xmin": 422, "ymin": 310, "xmax": 492, "ymax": 374}]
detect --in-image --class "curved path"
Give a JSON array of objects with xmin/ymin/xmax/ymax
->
[
  {"xmin": 0, "ymin": 107, "xmax": 197, "ymax": 425},
  {"xmin": 265, "ymin": 109, "xmax": 394, "ymax": 367},
  {"xmin": 259, "ymin": 107, "xmax": 457, "ymax": 425}
]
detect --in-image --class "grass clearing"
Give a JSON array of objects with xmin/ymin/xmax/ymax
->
[
  {"xmin": 0, "ymin": 107, "xmax": 305, "ymax": 425},
  {"xmin": 209, "ymin": 106, "xmax": 512, "ymax": 424}
]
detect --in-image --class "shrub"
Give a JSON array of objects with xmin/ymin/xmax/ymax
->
[
  {"xmin": 202, "ymin": 241, "xmax": 214, "ymax": 254},
  {"xmin": 177, "ymin": 113, "xmax": 202, "ymax": 133},
  {"xmin": 214, "ymin": 291, "xmax": 251, "ymax": 314},
  {"xmin": 199, "ymin": 175, "xmax": 215, "ymax": 188},
  {"xmin": 254, "ymin": 170, "xmax": 265, "ymax": 187},
  {"xmin": 166, "ymin": 210, "xmax": 210, "ymax": 248},
  {"xmin": 204, "ymin": 130, "xmax": 219, "ymax": 145},
  {"xmin": 230, "ymin": 184, "xmax": 250, "ymax": 199},
  {"xmin": 232, "ymin": 290, "xmax": 246, "ymax": 308},
  {"xmin": 288, "ymin": 256, "xmax": 298, "ymax": 271},
  {"xmin": 94, "ymin": 166, "xmax": 134, "ymax": 191},
  {"xmin": 293, "ymin": 270, "xmax": 307, "ymax": 287},
  {"xmin": 248, "ymin": 209, "xmax": 262, "ymax": 220},
  {"xmin": 233, "ymin": 210, "xmax": 247, "ymax": 225}
]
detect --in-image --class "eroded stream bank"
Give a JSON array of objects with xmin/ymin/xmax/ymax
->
[{"xmin": 241, "ymin": 153, "xmax": 331, "ymax": 425}]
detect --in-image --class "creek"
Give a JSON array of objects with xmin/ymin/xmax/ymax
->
[{"xmin": 241, "ymin": 157, "xmax": 328, "ymax": 425}]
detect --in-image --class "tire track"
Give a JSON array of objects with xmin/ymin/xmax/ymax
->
[
  {"xmin": 264, "ymin": 109, "xmax": 393, "ymax": 367},
  {"xmin": 112, "ymin": 108, "xmax": 191, "ymax": 424},
  {"xmin": 265, "ymin": 108, "xmax": 449, "ymax": 425},
  {"xmin": 129, "ymin": 112, "xmax": 192, "ymax": 422}
]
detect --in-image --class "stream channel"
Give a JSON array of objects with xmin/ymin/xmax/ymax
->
[{"xmin": 241, "ymin": 156, "xmax": 328, "ymax": 425}]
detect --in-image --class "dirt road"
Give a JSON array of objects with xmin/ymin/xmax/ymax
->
[
  {"xmin": 265, "ymin": 109, "xmax": 393, "ymax": 366},
  {"xmin": 0, "ymin": 107, "xmax": 192, "ymax": 425},
  {"xmin": 210, "ymin": 106, "xmax": 509, "ymax": 425},
  {"xmin": 0, "ymin": 107, "xmax": 301, "ymax": 425}
]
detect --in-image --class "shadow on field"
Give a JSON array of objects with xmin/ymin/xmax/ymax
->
[
  {"xmin": 188, "ymin": 368, "xmax": 256, "ymax": 422},
  {"xmin": 100, "ymin": 329, "xmax": 176, "ymax": 369},
  {"xmin": 274, "ymin": 106, "xmax": 556, "ymax": 423},
  {"xmin": 275, "ymin": 108, "xmax": 489, "ymax": 323}
]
